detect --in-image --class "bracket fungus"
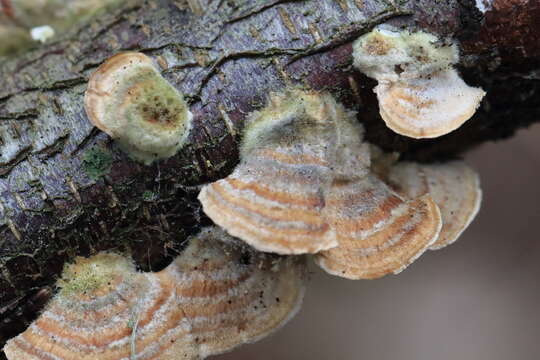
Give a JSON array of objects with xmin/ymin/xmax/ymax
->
[
  {"xmin": 199, "ymin": 89, "xmax": 443, "ymax": 279},
  {"xmin": 382, "ymin": 161, "xmax": 482, "ymax": 250},
  {"xmin": 313, "ymin": 193, "xmax": 441, "ymax": 280},
  {"xmin": 352, "ymin": 27, "xmax": 486, "ymax": 139},
  {"xmin": 84, "ymin": 52, "xmax": 193, "ymax": 164},
  {"xmin": 3, "ymin": 227, "xmax": 306, "ymax": 360},
  {"xmin": 200, "ymin": 89, "xmax": 359, "ymax": 254}
]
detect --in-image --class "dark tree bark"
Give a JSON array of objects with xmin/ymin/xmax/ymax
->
[{"xmin": 0, "ymin": 0, "xmax": 539, "ymax": 352}]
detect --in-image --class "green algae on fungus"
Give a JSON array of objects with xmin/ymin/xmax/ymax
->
[
  {"xmin": 84, "ymin": 52, "xmax": 193, "ymax": 165},
  {"xmin": 142, "ymin": 190, "xmax": 157, "ymax": 202},
  {"xmin": 57, "ymin": 252, "xmax": 136, "ymax": 299}
]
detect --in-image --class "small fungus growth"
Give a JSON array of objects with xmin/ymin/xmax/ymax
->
[
  {"xmin": 3, "ymin": 227, "xmax": 306, "ymax": 360},
  {"xmin": 353, "ymin": 27, "xmax": 486, "ymax": 139},
  {"xmin": 29, "ymin": 25, "xmax": 54, "ymax": 43},
  {"xmin": 199, "ymin": 89, "xmax": 446, "ymax": 279},
  {"xmin": 84, "ymin": 52, "xmax": 193, "ymax": 164},
  {"xmin": 0, "ymin": 0, "xmax": 125, "ymax": 53}
]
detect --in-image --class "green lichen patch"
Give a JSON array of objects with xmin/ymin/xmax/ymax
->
[
  {"xmin": 142, "ymin": 190, "xmax": 157, "ymax": 202},
  {"xmin": 82, "ymin": 147, "xmax": 113, "ymax": 180}
]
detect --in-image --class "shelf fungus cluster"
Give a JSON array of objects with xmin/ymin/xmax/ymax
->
[
  {"xmin": 352, "ymin": 27, "xmax": 486, "ymax": 139},
  {"xmin": 84, "ymin": 52, "xmax": 193, "ymax": 165},
  {"xmin": 3, "ymin": 227, "xmax": 306, "ymax": 360},
  {"xmin": 199, "ymin": 89, "xmax": 482, "ymax": 280}
]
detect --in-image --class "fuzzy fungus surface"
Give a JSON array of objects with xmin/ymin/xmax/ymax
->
[
  {"xmin": 199, "ymin": 89, "xmax": 444, "ymax": 279},
  {"xmin": 2, "ymin": 227, "xmax": 306, "ymax": 360},
  {"xmin": 56, "ymin": 252, "xmax": 136, "ymax": 299},
  {"xmin": 353, "ymin": 27, "xmax": 485, "ymax": 139},
  {"xmin": 84, "ymin": 52, "xmax": 193, "ymax": 164}
]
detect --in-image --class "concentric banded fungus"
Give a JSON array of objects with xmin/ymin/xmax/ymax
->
[
  {"xmin": 84, "ymin": 52, "xmax": 192, "ymax": 164},
  {"xmin": 199, "ymin": 89, "xmax": 360, "ymax": 255},
  {"xmin": 3, "ymin": 227, "xmax": 306, "ymax": 360},
  {"xmin": 353, "ymin": 27, "xmax": 485, "ymax": 138},
  {"xmin": 384, "ymin": 161, "xmax": 482, "ymax": 250},
  {"xmin": 199, "ymin": 89, "xmax": 443, "ymax": 279},
  {"xmin": 314, "ymin": 187, "xmax": 441, "ymax": 280},
  {"xmin": 172, "ymin": 227, "xmax": 306, "ymax": 357}
]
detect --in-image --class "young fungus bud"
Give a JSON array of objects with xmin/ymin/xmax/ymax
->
[
  {"xmin": 353, "ymin": 27, "xmax": 485, "ymax": 139},
  {"xmin": 3, "ymin": 0, "xmax": 124, "ymax": 39},
  {"xmin": 3, "ymin": 227, "xmax": 306, "ymax": 360},
  {"xmin": 84, "ymin": 52, "xmax": 192, "ymax": 164},
  {"xmin": 199, "ymin": 89, "xmax": 443, "ymax": 279}
]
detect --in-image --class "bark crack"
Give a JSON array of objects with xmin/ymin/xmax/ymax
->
[{"xmin": 225, "ymin": 0, "xmax": 305, "ymax": 25}]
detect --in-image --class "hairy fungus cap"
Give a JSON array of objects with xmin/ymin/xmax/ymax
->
[
  {"xmin": 199, "ymin": 89, "xmax": 368, "ymax": 255},
  {"xmin": 172, "ymin": 227, "xmax": 306, "ymax": 358},
  {"xmin": 386, "ymin": 161, "xmax": 482, "ymax": 250},
  {"xmin": 353, "ymin": 27, "xmax": 485, "ymax": 139},
  {"xmin": 375, "ymin": 69, "xmax": 486, "ymax": 138},
  {"xmin": 84, "ymin": 52, "xmax": 192, "ymax": 164},
  {"xmin": 200, "ymin": 89, "xmax": 442, "ymax": 278},
  {"xmin": 353, "ymin": 27, "xmax": 459, "ymax": 81},
  {"xmin": 314, "ymin": 181, "xmax": 442, "ymax": 280},
  {"xmin": 3, "ymin": 227, "xmax": 306, "ymax": 360}
]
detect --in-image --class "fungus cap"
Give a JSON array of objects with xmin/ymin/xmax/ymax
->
[
  {"xmin": 352, "ymin": 27, "xmax": 486, "ymax": 139},
  {"xmin": 376, "ymin": 69, "xmax": 486, "ymax": 138},
  {"xmin": 30, "ymin": 25, "xmax": 54, "ymax": 43},
  {"xmin": 200, "ymin": 89, "xmax": 443, "ymax": 277},
  {"xmin": 199, "ymin": 89, "xmax": 369, "ymax": 255},
  {"xmin": 84, "ymin": 52, "xmax": 192, "ymax": 164},
  {"xmin": 314, "ymin": 179, "xmax": 442, "ymax": 280},
  {"xmin": 353, "ymin": 27, "xmax": 459, "ymax": 82},
  {"xmin": 3, "ymin": 227, "xmax": 306, "ymax": 360},
  {"xmin": 386, "ymin": 161, "xmax": 482, "ymax": 249},
  {"xmin": 172, "ymin": 227, "xmax": 306, "ymax": 358}
]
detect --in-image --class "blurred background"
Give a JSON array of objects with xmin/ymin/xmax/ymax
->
[{"xmin": 218, "ymin": 123, "xmax": 540, "ymax": 360}]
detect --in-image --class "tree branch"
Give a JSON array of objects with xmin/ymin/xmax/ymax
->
[{"xmin": 0, "ymin": 0, "xmax": 539, "ymax": 351}]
